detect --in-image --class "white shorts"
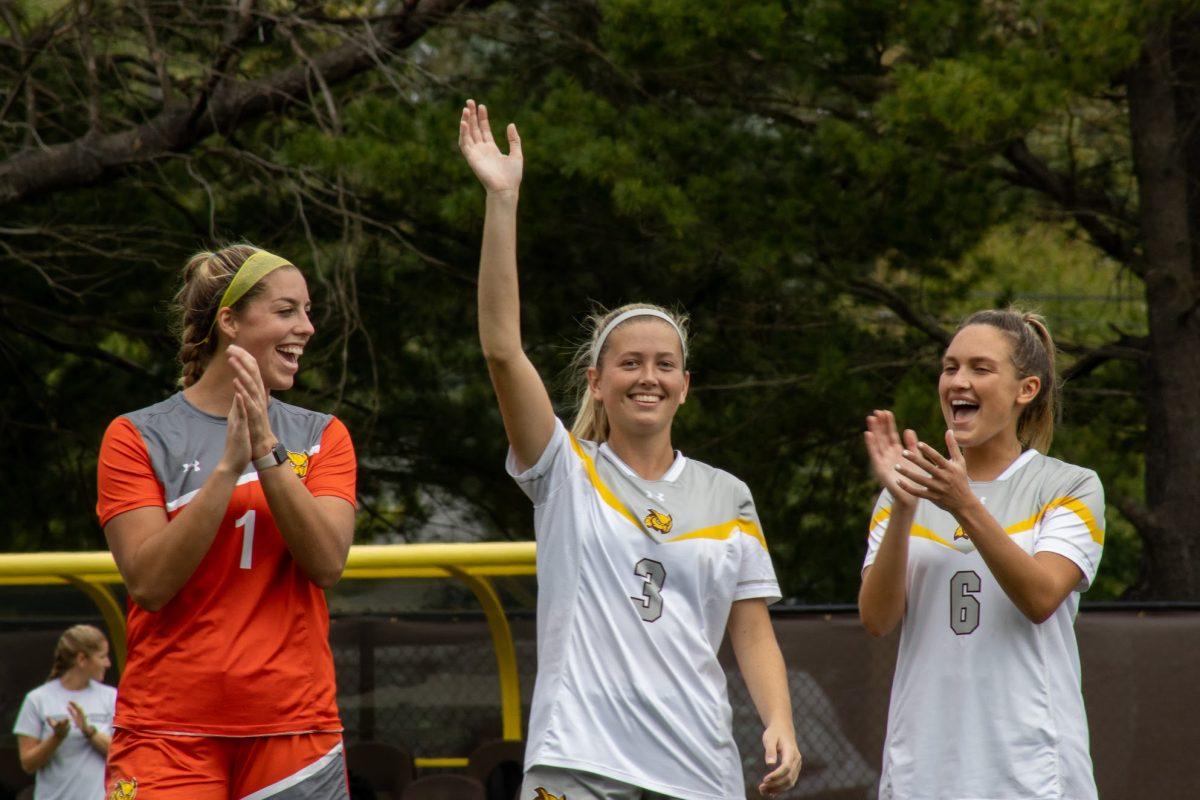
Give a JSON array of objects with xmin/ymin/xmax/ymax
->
[{"xmin": 520, "ymin": 765, "xmax": 681, "ymax": 800}]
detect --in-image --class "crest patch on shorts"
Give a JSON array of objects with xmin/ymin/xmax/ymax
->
[{"xmin": 109, "ymin": 777, "xmax": 138, "ymax": 800}]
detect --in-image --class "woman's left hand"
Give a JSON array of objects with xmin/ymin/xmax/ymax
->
[
  {"xmin": 227, "ymin": 345, "xmax": 277, "ymax": 459},
  {"xmin": 66, "ymin": 701, "xmax": 89, "ymax": 734},
  {"xmin": 895, "ymin": 430, "xmax": 975, "ymax": 514},
  {"xmin": 758, "ymin": 723, "xmax": 802, "ymax": 797}
]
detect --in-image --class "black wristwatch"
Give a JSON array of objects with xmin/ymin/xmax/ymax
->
[{"xmin": 252, "ymin": 442, "xmax": 288, "ymax": 472}]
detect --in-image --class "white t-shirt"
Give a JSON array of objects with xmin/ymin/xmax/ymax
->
[
  {"xmin": 510, "ymin": 420, "xmax": 780, "ymax": 800},
  {"xmin": 13, "ymin": 678, "xmax": 116, "ymax": 800},
  {"xmin": 864, "ymin": 449, "xmax": 1104, "ymax": 800}
]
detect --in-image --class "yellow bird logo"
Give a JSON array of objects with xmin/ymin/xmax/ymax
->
[
  {"xmin": 953, "ymin": 526, "xmax": 970, "ymax": 541},
  {"xmin": 287, "ymin": 450, "xmax": 309, "ymax": 478},
  {"xmin": 109, "ymin": 778, "xmax": 137, "ymax": 800},
  {"xmin": 532, "ymin": 789, "xmax": 565, "ymax": 800},
  {"xmin": 644, "ymin": 508, "xmax": 673, "ymax": 534}
]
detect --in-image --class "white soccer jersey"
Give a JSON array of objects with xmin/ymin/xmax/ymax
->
[
  {"xmin": 509, "ymin": 419, "xmax": 781, "ymax": 800},
  {"xmin": 863, "ymin": 449, "xmax": 1104, "ymax": 800}
]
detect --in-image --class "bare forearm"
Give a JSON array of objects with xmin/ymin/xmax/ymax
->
[
  {"xmin": 87, "ymin": 730, "xmax": 110, "ymax": 755},
  {"xmin": 121, "ymin": 467, "xmax": 239, "ymax": 610},
  {"xmin": 730, "ymin": 602, "xmax": 794, "ymax": 730},
  {"xmin": 259, "ymin": 469, "xmax": 352, "ymax": 587},
  {"xmin": 478, "ymin": 190, "xmax": 524, "ymax": 362},
  {"xmin": 859, "ymin": 502, "xmax": 914, "ymax": 636},
  {"xmin": 953, "ymin": 499, "xmax": 1068, "ymax": 623},
  {"xmin": 18, "ymin": 735, "xmax": 62, "ymax": 774}
]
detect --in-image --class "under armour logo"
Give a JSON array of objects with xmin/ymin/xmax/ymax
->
[
  {"xmin": 181, "ymin": 460, "xmax": 201, "ymax": 473},
  {"xmin": 646, "ymin": 490, "xmax": 666, "ymax": 504}
]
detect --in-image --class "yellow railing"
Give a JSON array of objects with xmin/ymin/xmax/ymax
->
[{"xmin": 0, "ymin": 542, "xmax": 537, "ymax": 766}]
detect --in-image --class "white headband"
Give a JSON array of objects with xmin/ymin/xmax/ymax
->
[{"xmin": 591, "ymin": 309, "xmax": 687, "ymax": 366}]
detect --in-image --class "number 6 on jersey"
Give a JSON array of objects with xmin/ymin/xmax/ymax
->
[
  {"xmin": 950, "ymin": 570, "xmax": 981, "ymax": 635},
  {"xmin": 631, "ymin": 558, "xmax": 666, "ymax": 623}
]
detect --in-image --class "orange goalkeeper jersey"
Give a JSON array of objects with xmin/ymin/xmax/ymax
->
[{"xmin": 97, "ymin": 392, "xmax": 356, "ymax": 736}]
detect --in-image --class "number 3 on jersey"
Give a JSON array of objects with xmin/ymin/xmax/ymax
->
[
  {"xmin": 950, "ymin": 570, "xmax": 981, "ymax": 635},
  {"xmin": 631, "ymin": 558, "xmax": 666, "ymax": 623}
]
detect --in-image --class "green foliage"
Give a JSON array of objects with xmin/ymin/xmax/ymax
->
[{"xmin": 0, "ymin": 0, "xmax": 1166, "ymax": 600}]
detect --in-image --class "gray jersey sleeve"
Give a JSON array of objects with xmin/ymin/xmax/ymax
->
[
  {"xmin": 863, "ymin": 488, "xmax": 894, "ymax": 571},
  {"xmin": 1033, "ymin": 467, "xmax": 1105, "ymax": 591},
  {"xmin": 733, "ymin": 480, "xmax": 782, "ymax": 603}
]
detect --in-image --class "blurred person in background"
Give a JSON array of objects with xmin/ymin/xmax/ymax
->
[{"xmin": 14, "ymin": 624, "xmax": 115, "ymax": 800}]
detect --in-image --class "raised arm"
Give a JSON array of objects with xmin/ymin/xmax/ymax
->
[
  {"xmin": 859, "ymin": 410, "xmax": 917, "ymax": 636},
  {"xmin": 460, "ymin": 99, "xmax": 555, "ymax": 472},
  {"xmin": 896, "ymin": 432, "xmax": 1086, "ymax": 624},
  {"xmin": 229, "ymin": 346, "xmax": 355, "ymax": 588},
  {"xmin": 103, "ymin": 396, "xmax": 252, "ymax": 611}
]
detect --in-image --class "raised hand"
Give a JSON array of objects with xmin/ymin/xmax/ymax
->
[
  {"xmin": 459, "ymin": 99, "xmax": 523, "ymax": 194},
  {"xmin": 67, "ymin": 701, "xmax": 90, "ymax": 733},
  {"xmin": 895, "ymin": 429, "xmax": 974, "ymax": 514},
  {"xmin": 227, "ymin": 345, "xmax": 277, "ymax": 460},
  {"xmin": 864, "ymin": 410, "xmax": 916, "ymax": 507},
  {"xmin": 50, "ymin": 715, "xmax": 71, "ymax": 740},
  {"xmin": 219, "ymin": 389, "xmax": 253, "ymax": 474}
]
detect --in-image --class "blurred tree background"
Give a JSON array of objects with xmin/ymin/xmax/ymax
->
[{"xmin": 4, "ymin": 0, "xmax": 1195, "ymax": 600}]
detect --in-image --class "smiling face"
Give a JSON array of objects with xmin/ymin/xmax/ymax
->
[
  {"xmin": 219, "ymin": 267, "xmax": 314, "ymax": 391},
  {"xmin": 76, "ymin": 641, "xmax": 110, "ymax": 682},
  {"xmin": 939, "ymin": 324, "xmax": 1041, "ymax": 450},
  {"xmin": 588, "ymin": 319, "xmax": 689, "ymax": 440}
]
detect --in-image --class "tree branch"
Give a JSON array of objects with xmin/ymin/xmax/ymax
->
[
  {"xmin": 1001, "ymin": 139, "xmax": 1143, "ymax": 277},
  {"xmin": 1060, "ymin": 332, "xmax": 1149, "ymax": 382},
  {"xmin": 843, "ymin": 276, "xmax": 952, "ymax": 346},
  {"xmin": 0, "ymin": 0, "xmax": 495, "ymax": 207}
]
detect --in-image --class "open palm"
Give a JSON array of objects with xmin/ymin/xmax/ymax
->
[{"xmin": 459, "ymin": 99, "xmax": 523, "ymax": 193}]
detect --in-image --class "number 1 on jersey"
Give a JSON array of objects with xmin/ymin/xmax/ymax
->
[
  {"xmin": 631, "ymin": 558, "xmax": 666, "ymax": 623},
  {"xmin": 236, "ymin": 510, "xmax": 256, "ymax": 570}
]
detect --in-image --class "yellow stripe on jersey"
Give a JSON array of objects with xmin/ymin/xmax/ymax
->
[
  {"xmin": 666, "ymin": 518, "xmax": 769, "ymax": 551},
  {"xmin": 568, "ymin": 433, "xmax": 643, "ymax": 529},
  {"xmin": 870, "ymin": 495, "xmax": 1104, "ymax": 550},
  {"xmin": 567, "ymin": 433, "xmax": 769, "ymax": 549},
  {"xmin": 1004, "ymin": 496, "xmax": 1105, "ymax": 545}
]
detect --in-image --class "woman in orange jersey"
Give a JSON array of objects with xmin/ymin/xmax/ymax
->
[{"xmin": 97, "ymin": 245, "xmax": 357, "ymax": 799}]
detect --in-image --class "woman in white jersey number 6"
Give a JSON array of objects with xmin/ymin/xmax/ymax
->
[
  {"xmin": 860, "ymin": 309, "xmax": 1103, "ymax": 800},
  {"xmin": 460, "ymin": 99, "xmax": 802, "ymax": 800}
]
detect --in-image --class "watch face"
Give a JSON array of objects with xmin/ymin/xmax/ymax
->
[{"xmin": 272, "ymin": 443, "xmax": 288, "ymax": 464}]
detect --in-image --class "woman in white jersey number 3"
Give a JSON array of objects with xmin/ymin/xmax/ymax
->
[
  {"xmin": 861, "ymin": 310, "xmax": 1103, "ymax": 800},
  {"xmin": 460, "ymin": 99, "xmax": 802, "ymax": 800}
]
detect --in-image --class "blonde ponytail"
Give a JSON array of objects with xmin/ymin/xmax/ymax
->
[{"xmin": 957, "ymin": 307, "xmax": 1059, "ymax": 452}]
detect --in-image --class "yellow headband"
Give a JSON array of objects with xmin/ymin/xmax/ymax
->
[{"xmin": 202, "ymin": 250, "xmax": 293, "ymax": 343}]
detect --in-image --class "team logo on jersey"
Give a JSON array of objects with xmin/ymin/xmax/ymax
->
[
  {"xmin": 531, "ymin": 789, "xmax": 565, "ymax": 800},
  {"xmin": 109, "ymin": 777, "xmax": 137, "ymax": 800},
  {"xmin": 644, "ymin": 508, "xmax": 673, "ymax": 534},
  {"xmin": 953, "ymin": 526, "xmax": 970, "ymax": 541},
  {"xmin": 287, "ymin": 450, "xmax": 309, "ymax": 477}
]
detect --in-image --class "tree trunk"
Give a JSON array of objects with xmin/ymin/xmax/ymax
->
[{"xmin": 1126, "ymin": 14, "xmax": 1200, "ymax": 598}]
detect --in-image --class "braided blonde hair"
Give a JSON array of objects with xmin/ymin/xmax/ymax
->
[{"xmin": 173, "ymin": 244, "xmax": 268, "ymax": 388}]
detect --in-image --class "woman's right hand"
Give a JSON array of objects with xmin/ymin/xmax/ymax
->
[
  {"xmin": 864, "ymin": 410, "xmax": 916, "ymax": 508},
  {"xmin": 50, "ymin": 716, "xmax": 70, "ymax": 740},
  {"xmin": 218, "ymin": 393, "xmax": 252, "ymax": 475},
  {"xmin": 459, "ymin": 99, "xmax": 523, "ymax": 195}
]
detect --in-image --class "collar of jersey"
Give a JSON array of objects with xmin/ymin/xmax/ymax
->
[
  {"xmin": 598, "ymin": 442, "xmax": 687, "ymax": 482},
  {"xmin": 974, "ymin": 448, "xmax": 1039, "ymax": 483}
]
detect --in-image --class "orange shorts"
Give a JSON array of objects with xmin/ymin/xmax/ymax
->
[{"xmin": 105, "ymin": 729, "xmax": 347, "ymax": 800}]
